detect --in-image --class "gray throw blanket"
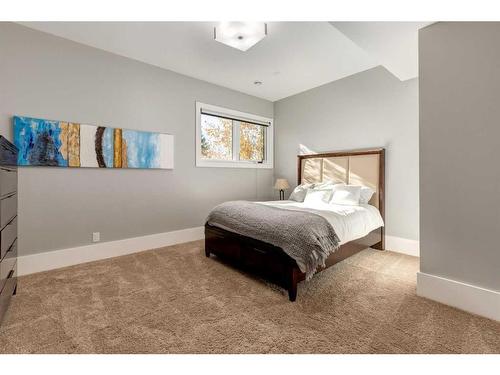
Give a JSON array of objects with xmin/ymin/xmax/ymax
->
[{"xmin": 206, "ymin": 201, "xmax": 340, "ymax": 279}]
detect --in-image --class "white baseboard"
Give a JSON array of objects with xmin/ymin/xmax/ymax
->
[
  {"xmin": 417, "ymin": 272, "xmax": 500, "ymax": 321},
  {"xmin": 385, "ymin": 235, "xmax": 420, "ymax": 257},
  {"xmin": 18, "ymin": 226, "xmax": 205, "ymax": 276},
  {"xmin": 19, "ymin": 230, "xmax": 418, "ymax": 276}
]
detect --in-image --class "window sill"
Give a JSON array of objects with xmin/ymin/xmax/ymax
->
[{"xmin": 196, "ymin": 160, "xmax": 273, "ymax": 169}]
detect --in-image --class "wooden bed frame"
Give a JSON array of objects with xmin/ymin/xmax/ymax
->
[{"xmin": 205, "ymin": 148, "xmax": 385, "ymax": 301}]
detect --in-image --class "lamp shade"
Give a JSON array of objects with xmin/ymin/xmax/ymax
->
[{"xmin": 274, "ymin": 178, "xmax": 290, "ymax": 190}]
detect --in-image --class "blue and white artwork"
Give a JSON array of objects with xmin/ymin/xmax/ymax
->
[
  {"xmin": 122, "ymin": 130, "xmax": 170, "ymax": 169},
  {"xmin": 13, "ymin": 116, "xmax": 174, "ymax": 169},
  {"xmin": 14, "ymin": 117, "xmax": 68, "ymax": 167}
]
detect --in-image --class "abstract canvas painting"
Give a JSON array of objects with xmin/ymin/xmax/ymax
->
[{"xmin": 13, "ymin": 116, "xmax": 174, "ymax": 169}]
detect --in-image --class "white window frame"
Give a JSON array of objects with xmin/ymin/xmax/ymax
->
[{"xmin": 195, "ymin": 102, "xmax": 273, "ymax": 169}]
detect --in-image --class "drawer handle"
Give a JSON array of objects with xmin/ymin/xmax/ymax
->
[
  {"xmin": 6, "ymin": 242, "xmax": 16, "ymax": 254},
  {"xmin": 250, "ymin": 247, "xmax": 267, "ymax": 254}
]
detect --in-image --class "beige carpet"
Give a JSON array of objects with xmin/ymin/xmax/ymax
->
[{"xmin": 0, "ymin": 241, "xmax": 498, "ymax": 354}]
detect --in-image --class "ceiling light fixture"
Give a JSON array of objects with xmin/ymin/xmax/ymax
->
[{"xmin": 214, "ymin": 22, "xmax": 267, "ymax": 52}]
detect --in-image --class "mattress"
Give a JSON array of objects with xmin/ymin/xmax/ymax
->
[{"xmin": 258, "ymin": 200, "xmax": 384, "ymax": 244}]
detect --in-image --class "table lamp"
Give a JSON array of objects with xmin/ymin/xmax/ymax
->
[{"xmin": 274, "ymin": 178, "xmax": 290, "ymax": 200}]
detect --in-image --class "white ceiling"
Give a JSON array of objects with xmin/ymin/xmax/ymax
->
[
  {"xmin": 19, "ymin": 22, "xmax": 431, "ymax": 102},
  {"xmin": 331, "ymin": 22, "xmax": 432, "ymax": 81}
]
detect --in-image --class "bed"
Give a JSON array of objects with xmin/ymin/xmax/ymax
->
[{"xmin": 205, "ymin": 148, "xmax": 385, "ymax": 301}]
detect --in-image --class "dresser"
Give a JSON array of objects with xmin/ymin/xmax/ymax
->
[{"xmin": 0, "ymin": 136, "xmax": 17, "ymax": 324}]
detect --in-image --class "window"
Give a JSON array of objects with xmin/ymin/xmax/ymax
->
[
  {"xmin": 196, "ymin": 102, "xmax": 273, "ymax": 168},
  {"xmin": 200, "ymin": 113, "xmax": 233, "ymax": 160}
]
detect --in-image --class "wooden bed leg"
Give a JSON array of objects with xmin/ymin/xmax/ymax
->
[
  {"xmin": 205, "ymin": 247, "xmax": 211, "ymax": 258},
  {"xmin": 288, "ymin": 269, "xmax": 298, "ymax": 302},
  {"xmin": 372, "ymin": 229, "xmax": 385, "ymax": 250}
]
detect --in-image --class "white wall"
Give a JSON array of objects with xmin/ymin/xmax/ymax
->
[
  {"xmin": 0, "ymin": 23, "xmax": 420, "ymax": 259},
  {"xmin": 0, "ymin": 22, "xmax": 274, "ymax": 256},
  {"xmin": 418, "ymin": 22, "xmax": 500, "ymax": 320},
  {"xmin": 274, "ymin": 66, "xmax": 419, "ymax": 242},
  {"xmin": 419, "ymin": 22, "xmax": 500, "ymax": 293}
]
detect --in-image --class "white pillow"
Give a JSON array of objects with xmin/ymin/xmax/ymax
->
[
  {"xmin": 289, "ymin": 183, "xmax": 314, "ymax": 202},
  {"xmin": 359, "ymin": 186, "xmax": 375, "ymax": 204},
  {"xmin": 303, "ymin": 187, "xmax": 333, "ymax": 205},
  {"xmin": 329, "ymin": 185, "xmax": 361, "ymax": 206}
]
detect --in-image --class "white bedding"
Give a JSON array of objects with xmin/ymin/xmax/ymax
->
[{"xmin": 258, "ymin": 200, "xmax": 384, "ymax": 245}]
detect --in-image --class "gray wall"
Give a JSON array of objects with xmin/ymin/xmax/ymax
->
[
  {"xmin": 0, "ymin": 23, "xmax": 274, "ymax": 256},
  {"xmin": 274, "ymin": 67, "xmax": 419, "ymax": 241},
  {"xmin": 420, "ymin": 22, "xmax": 500, "ymax": 291}
]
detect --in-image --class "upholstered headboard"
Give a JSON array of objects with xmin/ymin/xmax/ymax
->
[{"xmin": 297, "ymin": 148, "xmax": 385, "ymax": 214}]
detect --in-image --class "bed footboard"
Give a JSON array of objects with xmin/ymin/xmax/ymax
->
[
  {"xmin": 205, "ymin": 224, "xmax": 383, "ymax": 301},
  {"xmin": 205, "ymin": 225, "xmax": 299, "ymax": 299}
]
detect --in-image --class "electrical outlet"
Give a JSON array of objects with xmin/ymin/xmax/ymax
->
[{"xmin": 92, "ymin": 232, "xmax": 100, "ymax": 243}]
